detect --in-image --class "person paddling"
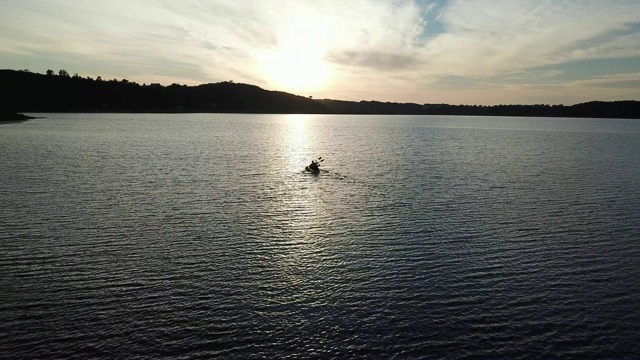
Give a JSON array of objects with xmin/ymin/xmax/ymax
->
[{"xmin": 308, "ymin": 159, "xmax": 320, "ymax": 172}]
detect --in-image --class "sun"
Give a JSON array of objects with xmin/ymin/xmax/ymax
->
[{"xmin": 260, "ymin": 15, "xmax": 331, "ymax": 94}]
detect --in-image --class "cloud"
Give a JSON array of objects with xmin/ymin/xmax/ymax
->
[
  {"xmin": 571, "ymin": 71, "xmax": 640, "ymax": 90},
  {"xmin": 420, "ymin": 0, "xmax": 640, "ymax": 78},
  {"xmin": 1, "ymin": 0, "xmax": 640, "ymax": 103},
  {"xmin": 1, "ymin": 1, "xmax": 431, "ymax": 71},
  {"xmin": 326, "ymin": 51, "xmax": 420, "ymax": 70}
]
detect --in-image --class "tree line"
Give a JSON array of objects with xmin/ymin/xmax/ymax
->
[
  {"xmin": 318, "ymin": 100, "xmax": 640, "ymax": 119},
  {"xmin": 2, "ymin": 69, "xmax": 639, "ymax": 118},
  {"xmin": 1, "ymin": 69, "xmax": 329, "ymax": 114}
]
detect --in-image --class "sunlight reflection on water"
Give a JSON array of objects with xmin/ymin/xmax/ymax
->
[{"xmin": 1, "ymin": 113, "xmax": 639, "ymax": 359}]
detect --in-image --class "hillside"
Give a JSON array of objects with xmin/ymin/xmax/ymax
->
[
  {"xmin": 1, "ymin": 69, "xmax": 639, "ymax": 118},
  {"xmin": 0, "ymin": 70, "xmax": 330, "ymax": 114}
]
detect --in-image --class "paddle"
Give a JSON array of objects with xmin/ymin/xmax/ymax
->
[{"xmin": 305, "ymin": 157, "xmax": 324, "ymax": 173}]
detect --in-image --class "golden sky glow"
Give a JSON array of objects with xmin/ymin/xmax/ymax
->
[
  {"xmin": 260, "ymin": 14, "xmax": 332, "ymax": 94},
  {"xmin": 1, "ymin": 0, "xmax": 640, "ymax": 105}
]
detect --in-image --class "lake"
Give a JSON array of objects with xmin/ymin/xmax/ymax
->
[{"xmin": 1, "ymin": 113, "xmax": 639, "ymax": 359}]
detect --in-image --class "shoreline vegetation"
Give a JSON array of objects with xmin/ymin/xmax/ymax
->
[
  {"xmin": 0, "ymin": 111, "xmax": 35, "ymax": 122},
  {"xmin": 2, "ymin": 69, "xmax": 639, "ymax": 119}
]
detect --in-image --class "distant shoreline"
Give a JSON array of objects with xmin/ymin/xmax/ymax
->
[
  {"xmin": 0, "ymin": 112, "xmax": 37, "ymax": 122},
  {"xmin": 2, "ymin": 69, "xmax": 639, "ymax": 119},
  {"xmin": 9, "ymin": 110, "xmax": 640, "ymax": 120},
  {"xmin": 6, "ymin": 111, "xmax": 640, "ymax": 121}
]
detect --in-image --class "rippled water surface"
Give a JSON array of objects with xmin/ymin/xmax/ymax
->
[{"xmin": 1, "ymin": 114, "xmax": 640, "ymax": 359}]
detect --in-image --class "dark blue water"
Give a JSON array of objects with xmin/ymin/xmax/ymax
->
[{"xmin": 1, "ymin": 114, "xmax": 640, "ymax": 359}]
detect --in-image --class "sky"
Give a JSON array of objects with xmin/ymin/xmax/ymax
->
[{"xmin": 2, "ymin": 0, "xmax": 640, "ymax": 105}]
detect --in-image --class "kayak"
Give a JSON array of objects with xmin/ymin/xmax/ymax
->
[{"xmin": 305, "ymin": 166, "xmax": 320, "ymax": 174}]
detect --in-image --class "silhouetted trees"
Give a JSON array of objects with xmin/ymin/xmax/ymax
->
[
  {"xmin": 1, "ymin": 69, "xmax": 639, "ymax": 118},
  {"xmin": 0, "ymin": 69, "xmax": 330, "ymax": 114},
  {"xmin": 317, "ymin": 99, "xmax": 640, "ymax": 118}
]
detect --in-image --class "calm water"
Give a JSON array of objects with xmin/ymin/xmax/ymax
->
[{"xmin": 1, "ymin": 113, "xmax": 640, "ymax": 359}]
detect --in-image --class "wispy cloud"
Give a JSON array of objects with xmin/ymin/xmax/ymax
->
[
  {"xmin": 420, "ymin": 1, "xmax": 640, "ymax": 76},
  {"xmin": 1, "ymin": 0, "xmax": 639, "ymax": 104}
]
